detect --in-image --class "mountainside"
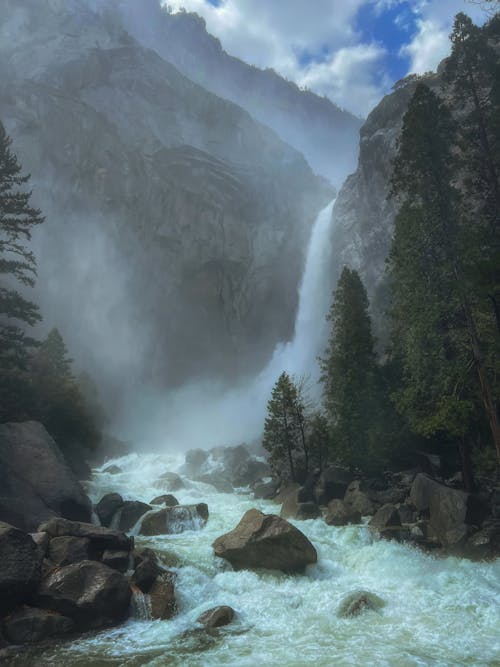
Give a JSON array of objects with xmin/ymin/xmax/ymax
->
[
  {"xmin": 0, "ymin": 0, "xmax": 332, "ymax": 402},
  {"xmin": 113, "ymin": 0, "xmax": 362, "ymax": 187}
]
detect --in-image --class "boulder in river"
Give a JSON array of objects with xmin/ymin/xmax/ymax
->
[
  {"xmin": 337, "ymin": 591, "xmax": 385, "ymax": 618},
  {"xmin": 102, "ymin": 464, "xmax": 123, "ymax": 475},
  {"xmin": 212, "ymin": 509, "xmax": 317, "ymax": 573},
  {"xmin": 156, "ymin": 472, "xmax": 185, "ymax": 491},
  {"xmin": 132, "ymin": 553, "xmax": 163, "ymax": 593},
  {"xmin": 149, "ymin": 573, "xmax": 177, "ymax": 620},
  {"xmin": 196, "ymin": 605, "xmax": 235, "ymax": 629},
  {"xmin": 95, "ymin": 493, "xmax": 124, "ymax": 527},
  {"xmin": 139, "ymin": 504, "xmax": 208, "ymax": 536},
  {"xmin": 344, "ymin": 481, "xmax": 377, "ymax": 516},
  {"xmin": 369, "ymin": 504, "xmax": 401, "ymax": 532},
  {"xmin": 35, "ymin": 560, "xmax": 131, "ymax": 629},
  {"xmin": 48, "ymin": 536, "xmax": 91, "ymax": 566},
  {"xmin": 38, "ymin": 517, "xmax": 133, "ymax": 552},
  {"xmin": 101, "ymin": 550, "xmax": 130, "ymax": 573},
  {"xmin": 150, "ymin": 494, "xmax": 179, "ymax": 507},
  {"xmin": 231, "ymin": 458, "xmax": 270, "ymax": 487},
  {"xmin": 280, "ymin": 489, "xmax": 320, "ymax": 520},
  {"xmin": 194, "ymin": 473, "xmax": 233, "ymax": 493},
  {"xmin": 2, "ymin": 607, "xmax": 74, "ymax": 644},
  {"xmin": 325, "ymin": 499, "xmax": 361, "ymax": 526},
  {"xmin": 0, "ymin": 422, "xmax": 92, "ymax": 531},
  {"xmin": 183, "ymin": 448, "xmax": 209, "ymax": 477},
  {"xmin": 314, "ymin": 466, "xmax": 355, "ymax": 505},
  {"xmin": 114, "ymin": 501, "xmax": 152, "ymax": 532},
  {"xmin": 253, "ymin": 479, "xmax": 280, "ymax": 500},
  {"xmin": 0, "ymin": 522, "xmax": 42, "ymax": 615}
]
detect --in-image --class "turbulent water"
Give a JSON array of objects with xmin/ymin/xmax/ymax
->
[{"xmin": 21, "ymin": 453, "xmax": 500, "ymax": 667}]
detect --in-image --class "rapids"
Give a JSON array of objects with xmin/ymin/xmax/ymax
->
[{"xmin": 20, "ymin": 453, "xmax": 500, "ymax": 667}]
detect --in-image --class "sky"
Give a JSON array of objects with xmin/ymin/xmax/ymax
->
[{"xmin": 162, "ymin": 0, "xmax": 487, "ymax": 116}]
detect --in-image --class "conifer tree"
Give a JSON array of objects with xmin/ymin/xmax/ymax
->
[
  {"xmin": 389, "ymin": 82, "xmax": 500, "ymax": 471},
  {"xmin": 320, "ymin": 267, "xmax": 382, "ymax": 472},
  {"xmin": 0, "ymin": 121, "xmax": 44, "ymax": 419}
]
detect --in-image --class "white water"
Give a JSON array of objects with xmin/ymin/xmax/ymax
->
[
  {"xmin": 30, "ymin": 453, "xmax": 500, "ymax": 667},
  {"xmin": 114, "ymin": 200, "xmax": 336, "ymax": 450}
]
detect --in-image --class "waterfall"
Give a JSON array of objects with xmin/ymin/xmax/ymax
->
[{"xmin": 129, "ymin": 585, "xmax": 152, "ymax": 621}]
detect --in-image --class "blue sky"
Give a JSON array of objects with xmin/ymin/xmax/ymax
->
[{"xmin": 163, "ymin": 0, "xmax": 487, "ymax": 116}]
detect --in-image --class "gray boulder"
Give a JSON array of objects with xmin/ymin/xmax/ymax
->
[
  {"xmin": 337, "ymin": 591, "xmax": 385, "ymax": 618},
  {"xmin": 156, "ymin": 472, "xmax": 185, "ymax": 491},
  {"xmin": 38, "ymin": 518, "xmax": 133, "ymax": 552},
  {"xmin": 280, "ymin": 489, "xmax": 320, "ymax": 521},
  {"xmin": 0, "ymin": 522, "xmax": 42, "ymax": 615},
  {"xmin": 0, "ymin": 422, "xmax": 92, "ymax": 531},
  {"xmin": 150, "ymin": 494, "xmax": 179, "ymax": 506},
  {"xmin": 369, "ymin": 504, "xmax": 401, "ymax": 531},
  {"xmin": 212, "ymin": 509, "xmax": 317, "ymax": 573},
  {"xmin": 314, "ymin": 467, "xmax": 355, "ymax": 505},
  {"xmin": 139, "ymin": 504, "xmax": 209, "ymax": 536},
  {"xmin": 231, "ymin": 458, "xmax": 270, "ymax": 487},
  {"xmin": 325, "ymin": 499, "xmax": 361, "ymax": 526},
  {"xmin": 344, "ymin": 481, "xmax": 376, "ymax": 516},
  {"xmin": 114, "ymin": 501, "xmax": 152, "ymax": 532},
  {"xmin": 253, "ymin": 479, "xmax": 280, "ymax": 500},
  {"xmin": 95, "ymin": 493, "xmax": 124, "ymax": 527},
  {"xmin": 2, "ymin": 607, "xmax": 74, "ymax": 644},
  {"xmin": 101, "ymin": 550, "xmax": 130, "ymax": 573},
  {"xmin": 410, "ymin": 474, "xmax": 487, "ymax": 546},
  {"xmin": 183, "ymin": 448, "xmax": 209, "ymax": 477},
  {"xmin": 194, "ymin": 473, "xmax": 233, "ymax": 493},
  {"xmin": 35, "ymin": 560, "xmax": 131, "ymax": 629},
  {"xmin": 48, "ymin": 536, "xmax": 91, "ymax": 566},
  {"xmin": 197, "ymin": 605, "xmax": 235, "ymax": 629}
]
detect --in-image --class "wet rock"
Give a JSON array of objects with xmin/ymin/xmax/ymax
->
[
  {"xmin": 280, "ymin": 489, "xmax": 320, "ymax": 520},
  {"xmin": 325, "ymin": 499, "xmax": 361, "ymax": 526},
  {"xmin": 38, "ymin": 518, "xmax": 133, "ymax": 552},
  {"xmin": 410, "ymin": 474, "xmax": 488, "ymax": 546},
  {"xmin": 253, "ymin": 479, "xmax": 280, "ymax": 500},
  {"xmin": 139, "ymin": 504, "xmax": 208, "ymax": 536},
  {"xmin": 337, "ymin": 591, "xmax": 385, "ymax": 618},
  {"xmin": 150, "ymin": 494, "xmax": 179, "ymax": 506},
  {"xmin": 0, "ymin": 522, "xmax": 42, "ymax": 615},
  {"xmin": 101, "ymin": 550, "xmax": 130, "ymax": 573},
  {"xmin": 132, "ymin": 555, "xmax": 162, "ymax": 593},
  {"xmin": 48, "ymin": 536, "xmax": 91, "ymax": 566},
  {"xmin": 157, "ymin": 472, "xmax": 185, "ymax": 491},
  {"xmin": 102, "ymin": 465, "xmax": 123, "ymax": 475},
  {"xmin": 463, "ymin": 525, "xmax": 500, "ymax": 560},
  {"xmin": 35, "ymin": 560, "xmax": 131, "ymax": 629},
  {"xmin": 0, "ymin": 422, "xmax": 92, "ymax": 531},
  {"xmin": 397, "ymin": 502, "xmax": 417, "ymax": 524},
  {"xmin": 30, "ymin": 532, "xmax": 49, "ymax": 559},
  {"xmin": 183, "ymin": 448, "xmax": 209, "ymax": 477},
  {"xmin": 95, "ymin": 493, "xmax": 124, "ymax": 527},
  {"xmin": 369, "ymin": 504, "xmax": 401, "ymax": 532},
  {"xmin": 344, "ymin": 481, "xmax": 376, "ymax": 516},
  {"xmin": 274, "ymin": 483, "xmax": 301, "ymax": 505},
  {"xmin": 231, "ymin": 458, "xmax": 270, "ymax": 487},
  {"xmin": 370, "ymin": 486, "xmax": 408, "ymax": 506},
  {"xmin": 314, "ymin": 467, "xmax": 355, "ymax": 505},
  {"xmin": 197, "ymin": 605, "xmax": 235, "ymax": 629},
  {"xmin": 212, "ymin": 509, "xmax": 317, "ymax": 573},
  {"xmin": 194, "ymin": 473, "xmax": 233, "ymax": 493},
  {"xmin": 2, "ymin": 607, "xmax": 74, "ymax": 644},
  {"xmin": 150, "ymin": 573, "xmax": 177, "ymax": 620},
  {"xmin": 221, "ymin": 444, "xmax": 250, "ymax": 474},
  {"xmin": 114, "ymin": 501, "xmax": 152, "ymax": 532}
]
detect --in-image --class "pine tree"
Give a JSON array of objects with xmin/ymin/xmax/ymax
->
[
  {"xmin": 263, "ymin": 371, "xmax": 307, "ymax": 481},
  {"xmin": 389, "ymin": 82, "xmax": 500, "ymax": 473},
  {"xmin": 0, "ymin": 121, "xmax": 44, "ymax": 419},
  {"xmin": 307, "ymin": 411, "xmax": 330, "ymax": 471},
  {"xmin": 320, "ymin": 267, "xmax": 382, "ymax": 473}
]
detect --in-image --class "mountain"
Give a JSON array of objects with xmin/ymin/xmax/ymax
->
[
  {"xmin": 0, "ymin": 0, "xmax": 332, "ymax": 405},
  {"xmin": 113, "ymin": 0, "xmax": 362, "ymax": 187}
]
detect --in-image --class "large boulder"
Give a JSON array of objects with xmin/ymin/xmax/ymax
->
[
  {"xmin": 35, "ymin": 560, "xmax": 131, "ymax": 629},
  {"xmin": 38, "ymin": 518, "xmax": 133, "ymax": 552},
  {"xmin": 0, "ymin": 522, "xmax": 42, "ymax": 615},
  {"xmin": 212, "ymin": 509, "xmax": 317, "ymax": 573},
  {"xmin": 344, "ymin": 481, "xmax": 376, "ymax": 516},
  {"xmin": 48, "ymin": 536, "xmax": 91, "ymax": 566},
  {"xmin": 2, "ymin": 607, "xmax": 74, "ymax": 644},
  {"xmin": 325, "ymin": 499, "xmax": 361, "ymax": 526},
  {"xmin": 95, "ymin": 493, "xmax": 124, "ymax": 527},
  {"xmin": 231, "ymin": 458, "xmax": 270, "ymax": 487},
  {"xmin": 369, "ymin": 504, "xmax": 401, "ymax": 531},
  {"xmin": 183, "ymin": 448, "xmax": 209, "ymax": 477},
  {"xmin": 149, "ymin": 573, "xmax": 177, "ymax": 620},
  {"xmin": 253, "ymin": 479, "xmax": 280, "ymax": 500},
  {"xmin": 280, "ymin": 489, "xmax": 320, "ymax": 521},
  {"xmin": 139, "ymin": 504, "xmax": 209, "ymax": 536},
  {"xmin": 410, "ymin": 474, "xmax": 488, "ymax": 546},
  {"xmin": 197, "ymin": 605, "xmax": 235, "ymax": 629},
  {"xmin": 114, "ymin": 501, "xmax": 152, "ymax": 532},
  {"xmin": 194, "ymin": 473, "xmax": 233, "ymax": 493},
  {"xmin": 314, "ymin": 467, "xmax": 355, "ymax": 505},
  {"xmin": 156, "ymin": 472, "xmax": 185, "ymax": 491},
  {"xmin": 149, "ymin": 494, "xmax": 179, "ymax": 507},
  {"xmin": 0, "ymin": 422, "xmax": 92, "ymax": 531}
]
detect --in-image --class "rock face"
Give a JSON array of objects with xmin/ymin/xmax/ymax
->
[
  {"xmin": 410, "ymin": 474, "xmax": 487, "ymax": 546},
  {"xmin": 0, "ymin": 422, "xmax": 92, "ymax": 531},
  {"xmin": 197, "ymin": 605, "xmax": 235, "ymax": 629},
  {"xmin": 0, "ymin": 0, "xmax": 332, "ymax": 400},
  {"xmin": 139, "ymin": 504, "xmax": 209, "ymax": 536},
  {"xmin": 212, "ymin": 509, "xmax": 317, "ymax": 573},
  {"xmin": 35, "ymin": 560, "xmax": 131, "ymax": 629},
  {"xmin": 0, "ymin": 523, "xmax": 42, "ymax": 615}
]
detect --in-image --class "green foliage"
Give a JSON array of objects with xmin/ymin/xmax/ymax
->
[
  {"xmin": 307, "ymin": 411, "xmax": 330, "ymax": 471},
  {"xmin": 320, "ymin": 267, "xmax": 387, "ymax": 473}
]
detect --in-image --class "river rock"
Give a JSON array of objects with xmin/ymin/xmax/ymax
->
[
  {"xmin": 30, "ymin": 532, "xmax": 49, "ymax": 559},
  {"xmin": 314, "ymin": 467, "xmax": 355, "ymax": 505},
  {"xmin": 397, "ymin": 502, "xmax": 418, "ymax": 524},
  {"xmin": 150, "ymin": 494, "xmax": 179, "ymax": 506},
  {"xmin": 38, "ymin": 518, "xmax": 133, "ymax": 551},
  {"xmin": 0, "ymin": 522, "xmax": 42, "ymax": 615},
  {"xmin": 337, "ymin": 591, "xmax": 385, "ymax": 618},
  {"xmin": 2, "ymin": 607, "xmax": 74, "ymax": 644},
  {"xmin": 102, "ymin": 464, "xmax": 122, "ymax": 475},
  {"xmin": 150, "ymin": 573, "xmax": 177, "ymax": 620},
  {"xmin": 463, "ymin": 525, "xmax": 500, "ymax": 560},
  {"xmin": 139, "ymin": 504, "xmax": 209, "ymax": 536},
  {"xmin": 212, "ymin": 509, "xmax": 317, "ymax": 573},
  {"xmin": 194, "ymin": 473, "xmax": 233, "ymax": 493},
  {"xmin": 95, "ymin": 493, "xmax": 124, "ymax": 527},
  {"xmin": 253, "ymin": 479, "xmax": 280, "ymax": 500},
  {"xmin": 114, "ymin": 501, "xmax": 152, "ymax": 532},
  {"xmin": 410, "ymin": 474, "xmax": 488, "ymax": 546},
  {"xmin": 48, "ymin": 536, "xmax": 91, "ymax": 566},
  {"xmin": 274, "ymin": 483, "xmax": 301, "ymax": 505},
  {"xmin": 325, "ymin": 499, "xmax": 361, "ymax": 526},
  {"xmin": 0, "ymin": 422, "xmax": 92, "ymax": 531},
  {"xmin": 132, "ymin": 555, "xmax": 162, "ymax": 593},
  {"xmin": 280, "ymin": 489, "xmax": 320, "ymax": 520},
  {"xmin": 183, "ymin": 448, "xmax": 209, "ymax": 477},
  {"xmin": 344, "ymin": 481, "xmax": 376, "ymax": 516},
  {"xmin": 35, "ymin": 560, "xmax": 131, "ymax": 629},
  {"xmin": 369, "ymin": 504, "xmax": 401, "ymax": 532},
  {"xmin": 231, "ymin": 458, "xmax": 270, "ymax": 487},
  {"xmin": 156, "ymin": 472, "xmax": 185, "ymax": 491},
  {"xmin": 197, "ymin": 605, "xmax": 235, "ymax": 629},
  {"xmin": 101, "ymin": 550, "xmax": 130, "ymax": 573}
]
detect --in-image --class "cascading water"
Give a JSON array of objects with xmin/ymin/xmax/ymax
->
[{"xmin": 29, "ymin": 454, "xmax": 500, "ymax": 667}]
